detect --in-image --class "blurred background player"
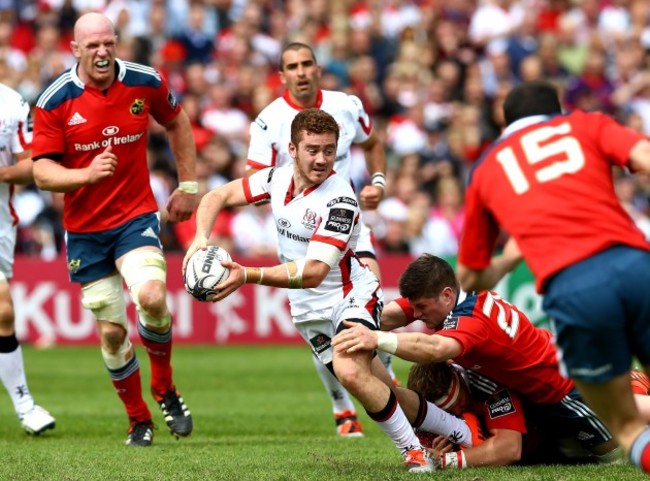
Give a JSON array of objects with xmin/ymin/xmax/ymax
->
[
  {"xmin": 0, "ymin": 82, "xmax": 55, "ymax": 435},
  {"xmin": 246, "ymin": 42, "xmax": 394, "ymax": 436},
  {"xmin": 456, "ymin": 80, "xmax": 650, "ymax": 473},
  {"xmin": 31, "ymin": 13, "xmax": 196, "ymax": 446}
]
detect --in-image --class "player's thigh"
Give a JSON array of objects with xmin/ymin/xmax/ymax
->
[
  {"xmin": 0, "ymin": 225, "xmax": 16, "ymax": 281},
  {"xmin": 292, "ymin": 315, "xmax": 337, "ymax": 365},
  {"xmin": 114, "ymin": 212, "xmax": 163, "ymax": 259},
  {"xmin": 525, "ymin": 389, "xmax": 613, "ymax": 452},
  {"xmin": 66, "ymin": 230, "xmax": 118, "ymax": 283},
  {"xmin": 331, "ymin": 282, "xmax": 383, "ymax": 334},
  {"xmin": 543, "ymin": 247, "xmax": 650, "ymax": 382}
]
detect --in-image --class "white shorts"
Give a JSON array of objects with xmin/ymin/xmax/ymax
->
[
  {"xmin": 293, "ymin": 280, "xmax": 383, "ymax": 365},
  {"xmin": 0, "ymin": 226, "xmax": 17, "ymax": 280}
]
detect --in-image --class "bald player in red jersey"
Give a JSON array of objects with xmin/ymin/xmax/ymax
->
[
  {"xmin": 456, "ymin": 80, "xmax": 650, "ymax": 473},
  {"xmin": 332, "ymin": 254, "xmax": 620, "ymax": 462},
  {"xmin": 31, "ymin": 12, "xmax": 196, "ymax": 446}
]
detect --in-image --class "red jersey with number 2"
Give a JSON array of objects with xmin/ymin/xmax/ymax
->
[
  {"xmin": 459, "ymin": 111, "xmax": 650, "ymax": 292},
  {"xmin": 437, "ymin": 291, "xmax": 573, "ymax": 404}
]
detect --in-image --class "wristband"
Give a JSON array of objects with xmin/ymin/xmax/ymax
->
[
  {"xmin": 243, "ymin": 267, "xmax": 264, "ymax": 284},
  {"xmin": 441, "ymin": 451, "xmax": 467, "ymax": 470},
  {"xmin": 179, "ymin": 181, "xmax": 199, "ymax": 194},
  {"xmin": 371, "ymin": 172, "xmax": 386, "ymax": 191},
  {"xmin": 376, "ymin": 331, "xmax": 398, "ymax": 354}
]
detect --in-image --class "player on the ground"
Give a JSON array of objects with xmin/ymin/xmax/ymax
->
[
  {"xmin": 408, "ymin": 362, "xmax": 650, "ymax": 468},
  {"xmin": 0, "ymin": 82, "xmax": 55, "ymax": 435},
  {"xmin": 246, "ymin": 42, "xmax": 393, "ymax": 436},
  {"xmin": 31, "ymin": 12, "xmax": 195, "ymax": 446},
  {"xmin": 333, "ymin": 254, "xmax": 621, "ymax": 463},
  {"xmin": 455, "ymin": 80, "xmax": 650, "ymax": 473},
  {"xmin": 185, "ymin": 108, "xmax": 476, "ymax": 472}
]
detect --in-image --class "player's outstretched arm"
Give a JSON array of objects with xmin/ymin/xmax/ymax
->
[
  {"xmin": 436, "ymin": 428, "xmax": 522, "ymax": 469},
  {"xmin": 164, "ymin": 111, "xmax": 198, "ymax": 223},
  {"xmin": 207, "ymin": 258, "xmax": 331, "ymax": 303},
  {"xmin": 463, "ymin": 428, "xmax": 522, "ymax": 467},
  {"xmin": 629, "ymin": 139, "xmax": 650, "ymax": 174},
  {"xmin": 184, "ymin": 178, "xmax": 248, "ymax": 270},
  {"xmin": 457, "ymin": 237, "xmax": 523, "ymax": 292},
  {"xmin": 380, "ymin": 299, "xmax": 410, "ymax": 331},
  {"xmin": 0, "ymin": 151, "xmax": 33, "ymax": 185},
  {"xmin": 332, "ymin": 320, "xmax": 462, "ymax": 363},
  {"xmin": 358, "ymin": 133, "xmax": 386, "ymax": 211}
]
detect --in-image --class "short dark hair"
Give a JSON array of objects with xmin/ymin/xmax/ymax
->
[
  {"xmin": 407, "ymin": 362, "xmax": 453, "ymax": 404},
  {"xmin": 503, "ymin": 81, "xmax": 562, "ymax": 126},
  {"xmin": 280, "ymin": 42, "xmax": 317, "ymax": 71},
  {"xmin": 290, "ymin": 108, "xmax": 339, "ymax": 146},
  {"xmin": 398, "ymin": 254, "xmax": 459, "ymax": 300}
]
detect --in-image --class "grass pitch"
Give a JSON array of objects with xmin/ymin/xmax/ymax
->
[{"xmin": 0, "ymin": 345, "xmax": 645, "ymax": 481}]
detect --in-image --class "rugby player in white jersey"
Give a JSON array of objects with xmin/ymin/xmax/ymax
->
[
  {"xmin": 184, "ymin": 108, "xmax": 474, "ymax": 472},
  {"xmin": 246, "ymin": 42, "xmax": 394, "ymax": 436},
  {"xmin": 0, "ymin": 83, "xmax": 55, "ymax": 435}
]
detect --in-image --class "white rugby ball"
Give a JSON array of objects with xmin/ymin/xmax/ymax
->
[{"xmin": 184, "ymin": 245, "xmax": 231, "ymax": 301}]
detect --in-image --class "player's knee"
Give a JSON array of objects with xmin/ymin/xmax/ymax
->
[
  {"xmin": 100, "ymin": 334, "xmax": 133, "ymax": 370},
  {"xmin": 334, "ymin": 360, "xmax": 363, "ymax": 391},
  {"xmin": 0, "ymin": 282, "xmax": 14, "ymax": 331},
  {"xmin": 120, "ymin": 250, "xmax": 168, "ymax": 322},
  {"xmin": 135, "ymin": 280, "xmax": 167, "ymax": 317},
  {"xmin": 99, "ymin": 321, "xmax": 128, "ymax": 353},
  {"xmin": 81, "ymin": 274, "xmax": 127, "ymax": 326}
]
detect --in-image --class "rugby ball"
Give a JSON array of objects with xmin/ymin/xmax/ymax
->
[{"xmin": 184, "ymin": 246, "xmax": 231, "ymax": 301}]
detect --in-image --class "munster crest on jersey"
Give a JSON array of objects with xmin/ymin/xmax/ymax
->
[
  {"xmin": 130, "ymin": 98, "xmax": 145, "ymax": 115},
  {"xmin": 68, "ymin": 259, "xmax": 81, "ymax": 274}
]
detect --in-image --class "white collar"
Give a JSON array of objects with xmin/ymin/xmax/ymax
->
[
  {"xmin": 70, "ymin": 58, "xmax": 126, "ymax": 89},
  {"xmin": 500, "ymin": 115, "xmax": 551, "ymax": 139}
]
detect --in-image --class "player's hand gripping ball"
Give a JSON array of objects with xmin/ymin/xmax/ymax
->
[{"xmin": 184, "ymin": 246, "xmax": 231, "ymax": 301}]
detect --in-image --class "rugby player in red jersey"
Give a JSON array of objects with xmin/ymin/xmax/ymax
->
[
  {"xmin": 333, "ymin": 254, "xmax": 621, "ymax": 463},
  {"xmin": 31, "ymin": 12, "xmax": 196, "ymax": 446},
  {"xmin": 456, "ymin": 80, "xmax": 650, "ymax": 473}
]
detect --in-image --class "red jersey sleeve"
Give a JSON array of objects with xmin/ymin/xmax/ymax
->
[
  {"xmin": 148, "ymin": 75, "xmax": 181, "ymax": 126},
  {"xmin": 435, "ymin": 315, "xmax": 489, "ymax": 356},
  {"xmin": 588, "ymin": 111, "xmax": 645, "ymax": 168},
  {"xmin": 33, "ymin": 106, "xmax": 66, "ymax": 158},
  {"xmin": 393, "ymin": 297, "xmax": 415, "ymax": 324},
  {"xmin": 458, "ymin": 184, "xmax": 501, "ymax": 270}
]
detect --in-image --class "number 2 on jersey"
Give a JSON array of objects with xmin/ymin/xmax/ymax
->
[
  {"xmin": 482, "ymin": 292, "xmax": 520, "ymax": 340},
  {"xmin": 496, "ymin": 122, "xmax": 585, "ymax": 194}
]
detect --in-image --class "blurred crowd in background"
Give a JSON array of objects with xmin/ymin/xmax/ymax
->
[{"xmin": 2, "ymin": 0, "xmax": 650, "ymax": 261}]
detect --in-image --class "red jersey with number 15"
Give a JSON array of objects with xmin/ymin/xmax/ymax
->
[
  {"xmin": 459, "ymin": 111, "xmax": 650, "ymax": 292},
  {"xmin": 32, "ymin": 59, "xmax": 181, "ymax": 233}
]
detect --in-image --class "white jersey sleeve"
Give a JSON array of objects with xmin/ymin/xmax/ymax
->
[
  {"xmin": 243, "ymin": 167, "xmax": 274, "ymax": 204},
  {"xmin": 0, "ymin": 84, "xmax": 32, "ymax": 164},
  {"xmin": 346, "ymin": 94, "xmax": 373, "ymax": 144},
  {"xmin": 312, "ymin": 194, "xmax": 360, "ymax": 252},
  {"xmin": 246, "ymin": 114, "xmax": 276, "ymax": 171}
]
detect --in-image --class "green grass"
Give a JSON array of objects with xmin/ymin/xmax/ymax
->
[{"xmin": 0, "ymin": 345, "xmax": 645, "ymax": 481}]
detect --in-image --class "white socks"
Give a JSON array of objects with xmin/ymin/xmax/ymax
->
[{"xmin": 0, "ymin": 346, "xmax": 34, "ymax": 415}]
